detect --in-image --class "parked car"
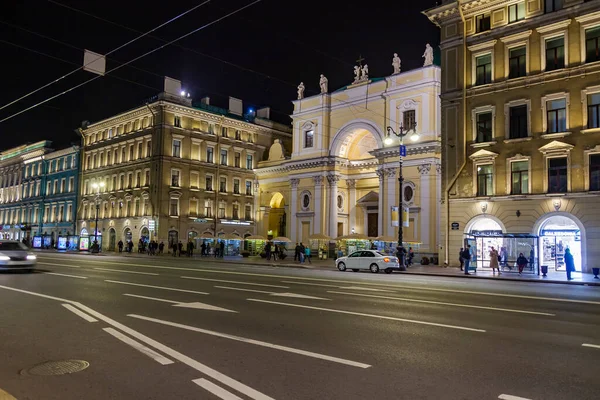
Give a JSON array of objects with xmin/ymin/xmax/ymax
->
[
  {"xmin": 335, "ymin": 250, "xmax": 400, "ymax": 274},
  {"xmin": 0, "ymin": 240, "xmax": 37, "ymax": 271}
]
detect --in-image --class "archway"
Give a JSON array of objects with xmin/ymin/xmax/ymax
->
[
  {"xmin": 123, "ymin": 227, "xmax": 132, "ymax": 243},
  {"xmin": 535, "ymin": 213, "xmax": 585, "ymax": 272},
  {"xmin": 330, "ymin": 120, "xmax": 384, "ymax": 160},
  {"xmin": 140, "ymin": 227, "xmax": 150, "ymax": 244},
  {"xmin": 168, "ymin": 230, "xmax": 178, "ymax": 250},
  {"xmin": 464, "ymin": 216, "xmax": 506, "ymax": 270},
  {"xmin": 268, "ymin": 192, "xmax": 286, "ymax": 239},
  {"xmin": 108, "ymin": 228, "xmax": 116, "ymax": 251}
]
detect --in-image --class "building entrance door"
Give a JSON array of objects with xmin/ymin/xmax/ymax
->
[{"xmin": 367, "ymin": 213, "xmax": 378, "ymax": 237}]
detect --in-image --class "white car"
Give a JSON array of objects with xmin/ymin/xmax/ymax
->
[
  {"xmin": 0, "ymin": 240, "xmax": 37, "ymax": 271},
  {"xmin": 336, "ymin": 250, "xmax": 400, "ymax": 274}
]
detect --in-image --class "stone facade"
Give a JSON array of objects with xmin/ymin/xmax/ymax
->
[
  {"xmin": 425, "ymin": 0, "xmax": 600, "ymax": 272},
  {"xmin": 78, "ymin": 86, "xmax": 291, "ymax": 252}
]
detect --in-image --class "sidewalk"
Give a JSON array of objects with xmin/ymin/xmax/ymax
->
[{"xmin": 36, "ymin": 249, "xmax": 600, "ymax": 286}]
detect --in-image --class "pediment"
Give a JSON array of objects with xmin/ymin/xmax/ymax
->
[
  {"xmin": 538, "ymin": 140, "xmax": 573, "ymax": 155},
  {"xmin": 357, "ymin": 191, "xmax": 379, "ymax": 204},
  {"xmin": 469, "ymin": 149, "xmax": 499, "ymax": 160}
]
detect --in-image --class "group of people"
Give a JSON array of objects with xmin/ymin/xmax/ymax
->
[
  {"xmin": 264, "ymin": 242, "xmax": 283, "ymax": 260},
  {"xmin": 199, "ymin": 241, "xmax": 225, "ymax": 257},
  {"xmin": 294, "ymin": 243, "xmax": 311, "ymax": 264}
]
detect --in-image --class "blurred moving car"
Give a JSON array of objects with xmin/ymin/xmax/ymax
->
[
  {"xmin": 0, "ymin": 240, "xmax": 37, "ymax": 271},
  {"xmin": 335, "ymin": 250, "xmax": 400, "ymax": 274}
]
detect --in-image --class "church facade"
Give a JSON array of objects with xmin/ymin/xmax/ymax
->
[{"xmin": 255, "ymin": 62, "xmax": 442, "ymax": 259}]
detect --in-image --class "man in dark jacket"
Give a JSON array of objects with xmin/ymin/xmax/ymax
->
[
  {"xmin": 462, "ymin": 246, "xmax": 472, "ymax": 275},
  {"xmin": 294, "ymin": 243, "xmax": 301, "ymax": 262}
]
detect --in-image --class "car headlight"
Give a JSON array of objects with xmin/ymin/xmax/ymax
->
[
  {"xmin": 0, "ymin": 255, "xmax": 10, "ymax": 261},
  {"xmin": 26, "ymin": 255, "xmax": 37, "ymax": 260}
]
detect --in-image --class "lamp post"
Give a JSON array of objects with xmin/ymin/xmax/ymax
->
[
  {"xmin": 91, "ymin": 181, "xmax": 105, "ymax": 253},
  {"xmin": 384, "ymin": 123, "xmax": 418, "ymax": 268}
]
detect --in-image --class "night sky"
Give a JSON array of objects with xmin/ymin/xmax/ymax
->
[{"xmin": 0, "ymin": 0, "xmax": 439, "ymax": 152}]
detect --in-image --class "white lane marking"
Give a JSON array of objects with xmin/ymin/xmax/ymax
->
[
  {"xmin": 181, "ymin": 276, "xmax": 289, "ymax": 289},
  {"xmin": 103, "ymin": 327, "xmax": 174, "ymax": 365},
  {"xmin": 498, "ymin": 394, "xmax": 532, "ymax": 400},
  {"xmin": 38, "ymin": 262, "xmax": 81, "ymax": 268},
  {"xmin": 215, "ymin": 286, "xmax": 273, "ymax": 294},
  {"xmin": 215, "ymin": 286, "xmax": 329, "ymax": 300},
  {"xmin": 39, "ymin": 256, "xmax": 600, "ymax": 305},
  {"xmin": 44, "ymin": 272, "xmax": 88, "ymax": 279},
  {"xmin": 327, "ymin": 291, "xmax": 555, "ymax": 316},
  {"xmin": 129, "ymin": 314, "xmax": 371, "ymax": 369},
  {"xmin": 0, "ymin": 284, "xmax": 274, "ymax": 400},
  {"xmin": 271, "ymin": 292, "xmax": 330, "ymax": 300},
  {"xmin": 105, "ymin": 280, "xmax": 208, "ymax": 295},
  {"xmin": 247, "ymin": 299, "xmax": 486, "ymax": 333},
  {"xmin": 124, "ymin": 294, "xmax": 237, "ymax": 313},
  {"xmin": 281, "ymin": 281, "xmax": 339, "ymax": 288},
  {"xmin": 338, "ymin": 286, "xmax": 394, "ymax": 292},
  {"xmin": 193, "ymin": 378, "xmax": 243, "ymax": 400},
  {"xmin": 95, "ymin": 267, "xmax": 158, "ymax": 276},
  {"xmin": 62, "ymin": 303, "xmax": 98, "ymax": 322},
  {"xmin": 582, "ymin": 343, "xmax": 600, "ymax": 349}
]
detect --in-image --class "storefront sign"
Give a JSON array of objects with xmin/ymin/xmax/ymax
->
[
  {"xmin": 79, "ymin": 237, "xmax": 90, "ymax": 251},
  {"xmin": 541, "ymin": 229, "xmax": 580, "ymax": 237},
  {"xmin": 221, "ymin": 220, "xmax": 250, "ymax": 225},
  {"xmin": 451, "ymin": 222, "xmax": 460, "ymax": 230},
  {"xmin": 148, "ymin": 219, "xmax": 156, "ymax": 231},
  {"xmin": 57, "ymin": 237, "xmax": 67, "ymax": 250},
  {"xmin": 391, "ymin": 207, "xmax": 399, "ymax": 227},
  {"xmin": 193, "ymin": 218, "xmax": 208, "ymax": 224},
  {"xmin": 32, "ymin": 236, "xmax": 42, "ymax": 249}
]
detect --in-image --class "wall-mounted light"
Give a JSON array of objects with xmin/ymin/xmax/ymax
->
[
  {"xmin": 553, "ymin": 199, "xmax": 562, "ymax": 211},
  {"xmin": 480, "ymin": 201, "xmax": 488, "ymax": 214}
]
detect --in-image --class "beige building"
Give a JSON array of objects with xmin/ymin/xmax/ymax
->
[
  {"xmin": 78, "ymin": 77, "xmax": 291, "ymax": 251},
  {"xmin": 255, "ymin": 63, "xmax": 442, "ymax": 258},
  {"xmin": 425, "ymin": 0, "xmax": 600, "ymax": 272}
]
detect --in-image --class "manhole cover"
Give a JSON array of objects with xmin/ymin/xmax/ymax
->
[{"xmin": 22, "ymin": 360, "xmax": 89, "ymax": 376}]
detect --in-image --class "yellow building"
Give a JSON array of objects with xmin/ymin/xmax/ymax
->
[
  {"xmin": 78, "ymin": 77, "xmax": 291, "ymax": 252},
  {"xmin": 256, "ymin": 63, "xmax": 442, "ymax": 259},
  {"xmin": 425, "ymin": 0, "xmax": 600, "ymax": 272}
]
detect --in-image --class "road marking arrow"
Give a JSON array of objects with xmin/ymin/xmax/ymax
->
[
  {"xmin": 123, "ymin": 293, "xmax": 237, "ymax": 313},
  {"xmin": 270, "ymin": 292, "xmax": 330, "ymax": 300}
]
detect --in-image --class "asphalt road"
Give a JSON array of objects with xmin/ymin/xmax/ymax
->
[{"xmin": 1, "ymin": 253, "xmax": 599, "ymax": 400}]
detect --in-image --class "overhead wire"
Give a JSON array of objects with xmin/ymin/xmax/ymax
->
[
  {"xmin": 0, "ymin": 0, "xmax": 211, "ymax": 113},
  {"xmin": 0, "ymin": 0, "xmax": 263, "ymax": 124}
]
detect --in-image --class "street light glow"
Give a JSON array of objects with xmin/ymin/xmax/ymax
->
[
  {"xmin": 384, "ymin": 136, "xmax": 394, "ymax": 145},
  {"xmin": 410, "ymin": 132, "xmax": 419, "ymax": 142}
]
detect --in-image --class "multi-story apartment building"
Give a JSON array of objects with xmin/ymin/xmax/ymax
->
[
  {"xmin": 0, "ymin": 141, "xmax": 80, "ymax": 247},
  {"xmin": 425, "ymin": 0, "xmax": 600, "ymax": 273},
  {"xmin": 78, "ymin": 77, "xmax": 291, "ymax": 251},
  {"xmin": 23, "ymin": 145, "xmax": 80, "ymax": 249},
  {"xmin": 0, "ymin": 141, "xmax": 50, "ymax": 241}
]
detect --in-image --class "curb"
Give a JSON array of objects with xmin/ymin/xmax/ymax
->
[{"xmin": 398, "ymin": 270, "xmax": 600, "ymax": 286}]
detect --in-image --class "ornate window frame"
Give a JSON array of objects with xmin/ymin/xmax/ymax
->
[
  {"xmin": 575, "ymin": 12, "xmax": 600, "ymax": 66},
  {"xmin": 538, "ymin": 141, "xmax": 573, "ymax": 193},
  {"xmin": 504, "ymin": 98, "xmax": 531, "ymax": 141},
  {"xmin": 402, "ymin": 181, "xmax": 416, "ymax": 206},
  {"xmin": 471, "ymin": 105, "xmax": 496, "ymax": 146},
  {"xmin": 581, "ymin": 84, "xmax": 600, "ymax": 133},
  {"xmin": 536, "ymin": 19, "xmax": 571, "ymax": 72},
  {"xmin": 501, "ymin": 30, "xmax": 532, "ymax": 79},
  {"xmin": 300, "ymin": 190, "xmax": 312, "ymax": 211},
  {"xmin": 302, "ymin": 121, "xmax": 316, "ymax": 149},
  {"xmin": 505, "ymin": 153, "xmax": 531, "ymax": 195},
  {"xmin": 583, "ymin": 144, "xmax": 600, "ymax": 191},
  {"xmin": 469, "ymin": 149, "xmax": 499, "ymax": 197},
  {"xmin": 541, "ymin": 91, "xmax": 570, "ymax": 138},
  {"xmin": 468, "ymin": 40, "xmax": 496, "ymax": 87}
]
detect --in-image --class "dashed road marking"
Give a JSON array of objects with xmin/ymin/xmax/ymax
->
[
  {"xmin": 193, "ymin": 378, "xmax": 243, "ymax": 400},
  {"xmin": 45, "ymin": 272, "xmax": 87, "ymax": 279},
  {"xmin": 181, "ymin": 276, "xmax": 289, "ymax": 288},
  {"xmin": 62, "ymin": 303, "xmax": 98, "ymax": 322},
  {"xmin": 103, "ymin": 327, "xmax": 174, "ymax": 365},
  {"xmin": 105, "ymin": 280, "xmax": 208, "ymax": 295},
  {"xmin": 582, "ymin": 343, "xmax": 600, "ymax": 349},
  {"xmin": 95, "ymin": 267, "xmax": 158, "ymax": 276}
]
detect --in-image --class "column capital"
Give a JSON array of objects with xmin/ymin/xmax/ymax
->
[
  {"xmin": 347, "ymin": 179, "xmax": 356, "ymax": 189},
  {"xmin": 375, "ymin": 167, "xmax": 385, "ymax": 181},
  {"xmin": 326, "ymin": 174, "xmax": 340, "ymax": 185},
  {"xmin": 313, "ymin": 175, "xmax": 324, "ymax": 186},
  {"xmin": 418, "ymin": 163, "xmax": 431, "ymax": 175},
  {"xmin": 435, "ymin": 163, "xmax": 441, "ymax": 175},
  {"xmin": 290, "ymin": 178, "xmax": 300, "ymax": 188}
]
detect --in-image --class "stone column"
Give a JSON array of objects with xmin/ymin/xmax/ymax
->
[
  {"xmin": 385, "ymin": 168, "xmax": 397, "ymax": 237},
  {"xmin": 253, "ymin": 180, "xmax": 260, "ymax": 234},
  {"xmin": 376, "ymin": 168, "xmax": 385, "ymax": 236},
  {"xmin": 347, "ymin": 179, "xmax": 356, "ymax": 234},
  {"xmin": 313, "ymin": 176, "xmax": 323, "ymax": 234},
  {"xmin": 290, "ymin": 178, "xmax": 300, "ymax": 243},
  {"xmin": 435, "ymin": 163, "xmax": 441, "ymax": 252},
  {"xmin": 259, "ymin": 206, "xmax": 271, "ymax": 237},
  {"xmin": 418, "ymin": 163, "xmax": 432, "ymax": 251},
  {"xmin": 327, "ymin": 174, "xmax": 339, "ymax": 238}
]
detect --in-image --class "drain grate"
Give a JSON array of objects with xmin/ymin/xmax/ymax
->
[{"xmin": 22, "ymin": 360, "xmax": 89, "ymax": 376}]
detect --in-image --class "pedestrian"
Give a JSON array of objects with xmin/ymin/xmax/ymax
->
[
  {"xmin": 517, "ymin": 252, "xmax": 528, "ymax": 275},
  {"xmin": 564, "ymin": 248, "xmax": 575, "ymax": 280},
  {"xmin": 219, "ymin": 241, "xmax": 225, "ymax": 258},
  {"xmin": 178, "ymin": 241, "xmax": 184, "ymax": 257},
  {"xmin": 299, "ymin": 242, "xmax": 305, "ymax": 263},
  {"xmin": 158, "ymin": 241, "xmax": 164, "ymax": 254},
  {"xmin": 459, "ymin": 247, "xmax": 464, "ymax": 271},
  {"xmin": 172, "ymin": 242, "xmax": 177, "ymax": 257},
  {"xmin": 489, "ymin": 246, "xmax": 500, "ymax": 274},
  {"xmin": 201, "ymin": 241, "xmax": 206, "ymax": 256},
  {"xmin": 128, "ymin": 240, "xmax": 133, "ymax": 253},
  {"xmin": 273, "ymin": 244, "xmax": 279, "ymax": 261},
  {"xmin": 500, "ymin": 247, "xmax": 508, "ymax": 268},
  {"xmin": 408, "ymin": 247, "xmax": 414, "ymax": 266},
  {"xmin": 206, "ymin": 243, "xmax": 211, "ymax": 257},
  {"xmin": 214, "ymin": 241, "xmax": 219, "ymax": 258},
  {"xmin": 187, "ymin": 240, "xmax": 194, "ymax": 257},
  {"xmin": 304, "ymin": 246, "xmax": 311, "ymax": 264},
  {"xmin": 462, "ymin": 245, "xmax": 472, "ymax": 275},
  {"xmin": 294, "ymin": 243, "xmax": 300, "ymax": 261},
  {"xmin": 265, "ymin": 242, "xmax": 272, "ymax": 260}
]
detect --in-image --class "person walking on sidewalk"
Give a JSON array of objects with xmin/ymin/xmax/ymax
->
[
  {"xmin": 489, "ymin": 246, "xmax": 500, "ymax": 275},
  {"xmin": 304, "ymin": 246, "xmax": 311, "ymax": 264},
  {"xmin": 459, "ymin": 247, "xmax": 464, "ymax": 271},
  {"xmin": 118, "ymin": 240, "xmax": 123, "ymax": 253},
  {"xmin": 517, "ymin": 253, "xmax": 528, "ymax": 275},
  {"xmin": 564, "ymin": 248, "xmax": 575, "ymax": 280},
  {"xmin": 294, "ymin": 243, "xmax": 301, "ymax": 262},
  {"xmin": 187, "ymin": 240, "xmax": 194, "ymax": 257},
  {"xmin": 461, "ymin": 246, "xmax": 472, "ymax": 275}
]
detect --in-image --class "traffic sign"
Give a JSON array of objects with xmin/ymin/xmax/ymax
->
[{"xmin": 400, "ymin": 145, "xmax": 406, "ymax": 157}]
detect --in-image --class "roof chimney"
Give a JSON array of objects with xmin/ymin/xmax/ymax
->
[
  {"xmin": 228, "ymin": 97, "xmax": 243, "ymax": 116},
  {"xmin": 256, "ymin": 107, "xmax": 270, "ymax": 120},
  {"xmin": 201, "ymin": 96, "xmax": 210, "ymax": 105},
  {"xmin": 164, "ymin": 76, "xmax": 182, "ymax": 97}
]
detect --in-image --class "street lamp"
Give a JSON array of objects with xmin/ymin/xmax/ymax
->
[
  {"xmin": 91, "ymin": 181, "xmax": 105, "ymax": 253},
  {"xmin": 385, "ymin": 123, "xmax": 418, "ymax": 269}
]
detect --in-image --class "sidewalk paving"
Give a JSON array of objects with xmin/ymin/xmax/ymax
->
[{"xmin": 36, "ymin": 249, "xmax": 600, "ymax": 286}]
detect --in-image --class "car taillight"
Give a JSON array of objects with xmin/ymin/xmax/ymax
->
[{"xmin": 383, "ymin": 257, "xmax": 390, "ymax": 263}]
